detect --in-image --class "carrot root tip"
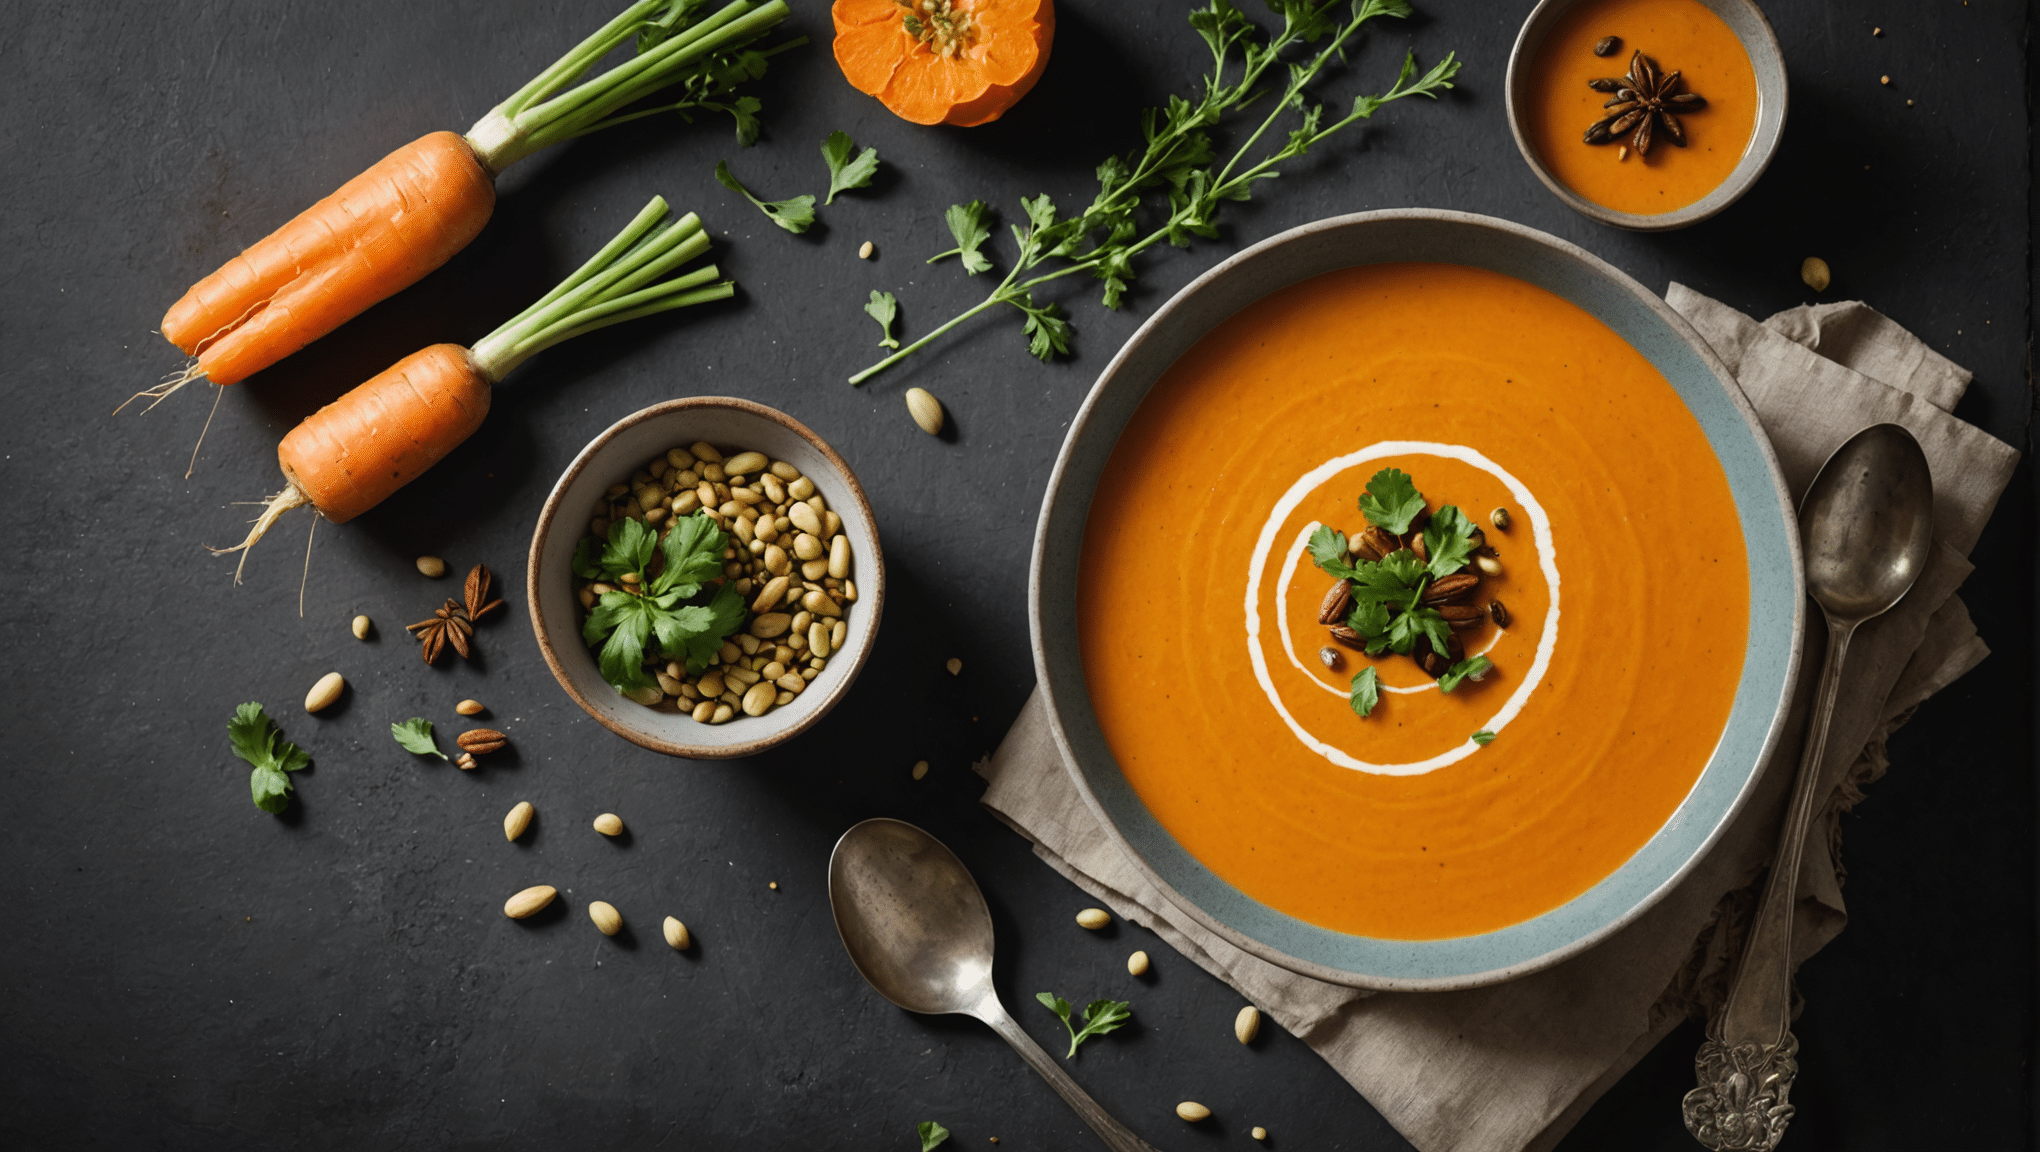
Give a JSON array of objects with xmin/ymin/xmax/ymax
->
[
  {"xmin": 117, "ymin": 361, "xmax": 209, "ymax": 415},
  {"xmin": 207, "ymin": 483, "xmax": 313, "ymax": 585}
]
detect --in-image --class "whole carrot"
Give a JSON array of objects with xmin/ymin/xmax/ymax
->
[
  {"xmin": 215, "ymin": 197, "xmax": 731, "ymax": 581},
  {"xmin": 143, "ymin": 0, "xmax": 795, "ymax": 404}
]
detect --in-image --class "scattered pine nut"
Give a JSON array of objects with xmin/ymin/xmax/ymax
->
[
  {"xmin": 946, "ymin": 657, "xmax": 962, "ymax": 676},
  {"xmin": 416, "ymin": 555, "xmax": 447, "ymax": 578},
  {"xmin": 1872, "ymin": 26, "xmax": 1881, "ymax": 35},
  {"xmin": 858, "ymin": 240, "xmax": 874, "ymax": 259},
  {"xmin": 1236, "ymin": 1005, "xmax": 1262, "ymax": 1044},
  {"xmin": 1076, "ymin": 907, "xmax": 1111, "ymax": 930},
  {"xmin": 1801, "ymin": 256, "xmax": 1832, "ymax": 292},
  {"xmin": 503, "ymin": 885, "xmax": 556, "ymax": 919},
  {"xmin": 769, "ymin": 881, "xmax": 779, "ymax": 890},
  {"xmin": 304, "ymin": 672, "xmax": 345, "ymax": 713},
  {"xmin": 905, "ymin": 387, "xmax": 944, "ymax": 434},
  {"xmin": 1475, "ymin": 554, "xmax": 1503, "ymax": 576},
  {"xmin": 1617, "ymin": 145, "xmax": 1630, "ymax": 162},
  {"xmin": 588, "ymin": 900, "xmax": 622, "ymax": 936},
  {"xmin": 663, "ymin": 916, "xmax": 691, "ymax": 950},
  {"xmin": 504, "ymin": 801, "xmax": 533, "ymax": 842},
  {"xmin": 456, "ymin": 699, "xmax": 485, "ymax": 716},
  {"xmin": 1176, "ymin": 1102, "xmax": 1211, "ymax": 1123},
  {"xmin": 1879, "ymin": 74, "xmax": 1890, "ymax": 85},
  {"xmin": 1252, "ymin": 1127, "xmax": 1269, "ymax": 1142},
  {"xmin": 1127, "ymin": 950, "xmax": 1150, "ymax": 976},
  {"xmin": 351, "ymin": 615, "xmax": 372, "ymax": 639},
  {"xmin": 913, "ymin": 759, "xmax": 930, "ymax": 780},
  {"xmin": 593, "ymin": 813, "xmax": 624, "ymax": 836}
]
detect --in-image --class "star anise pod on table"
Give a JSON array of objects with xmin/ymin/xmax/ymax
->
[
  {"xmin": 406, "ymin": 565, "xmax": 505, "ymax": 666},
  {"xmin": 1584, "ymin": 50, "xmax": 1707, "ymax": 156}
]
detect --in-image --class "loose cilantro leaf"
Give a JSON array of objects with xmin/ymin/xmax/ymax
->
[
  {"xmin": 1308, "ymin": 524, "xmax": 1359, "ymax": 579},
  {"xmin": 1350, "ymin": 666, "xmax": 1380, "ymax": 717},
  {"xmin": 714, "ymin": 160, "xmax": 815, "ymax": 234},
  {"xmin": 1422, "ymin": 505, "xmax": 1478, "ymax": 579},
  {"xmin": 1359, "ymin": 468, "xmax": 1427, "ymax": 534},
  {"xmin": 1346, "ymin": 598, "xmax": 1391, "ymax": 643},
  {"xmin": 928, "ymin": 200, "xmax": 995, "ymax": 274},
  {"xmin": 1438, "ymin": 655, "xmax": 1493, "ymax": 693},
  {"xmin": 228, "ymin": 702, "xmax": 310, "ymax": 814},
  {"xmin": 1036, "ymin": 992, "xmax": 1133, "ymax": 1059},
  {"xmin": 821, "ymin": 130, "xmax": 880, "ymax": 204},
  {"xmin": 391, "ymin": 717, "xmax": 447, "ymax": 760},
  {"xmin": 1472, "ymin": 729, "xmax": 1496, "ymax": 745},
  {"xmin": 866, "ymin": 290, "xmax": 900, "ymax": 350},
  {"xmin": 917, "ymin": 1121, "xmax": 951, "ymax": 1151},
  {"xmin": 582, "ymin": 512, "xmax": 746, "ymax": 692}
]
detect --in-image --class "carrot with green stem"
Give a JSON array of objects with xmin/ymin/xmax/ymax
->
[
  {"xmin": 139, "ymin": 0, "xmax": 795, "ymax": 408},
  {"xmin": 212, "ymin": 196, "xmax": 731, "ymax": 581}
]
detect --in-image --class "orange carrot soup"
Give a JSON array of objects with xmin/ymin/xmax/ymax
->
[
  {"xmin": 1523, "ymin": 0, "xmax": 1758, "ymax": 215},
  {"xmin": 1075, "ymin": 263, "xmax": 1748, "ymax": 940}
]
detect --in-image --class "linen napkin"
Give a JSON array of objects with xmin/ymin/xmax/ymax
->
[{"xmin": 975, "ymin": 290, "xmax": 2018, "ymax": 1152}]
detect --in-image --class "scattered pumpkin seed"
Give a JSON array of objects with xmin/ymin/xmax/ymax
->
[
  {"xmin": 905, "ymin": 387, "xmax": 944, "ymax": 435},
  {"xmin": 1127, "ymin": 950, "xmax": 1150, "ymax": 976},
  {"xmin": 1801, "ymin": 256, "xmax": 1831, "ymax": 292},
  {"xmin": 1176, "ymin": 1102, "xmax": 1211, "ymax": 1123},
  {"xmin": 351, "ymin": 614, "xmax": 372, "ymax": 640},
  {"xmin": 1236, "ymin": 1005, "xmax": 1261, "ymax": 1044},
  {"xmin": 946, "ymin": 657, "xmax": 962, "ymax": 676},
  {"xmin": 663, "ymin": 916, "xmax": 691, "ymax": 950},
  {"xmin": 912, "ymin": 759, "xmax": 930, "ymax": 780},
  {"xmin": 415, "ymin": 555, "xmax": 447, "ymax": 578},
  {"xmin": 858, "ymin": 240, "xmax": 874, "ymax": 259}
]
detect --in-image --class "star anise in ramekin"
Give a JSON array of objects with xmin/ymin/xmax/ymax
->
[
  {"xmin": 405, "ymin": 564, "xmax": 506, "ymax": 666},
  {"xmin": 1583, "ymin": 50, "xmax": 1707, "ymax": 156}
]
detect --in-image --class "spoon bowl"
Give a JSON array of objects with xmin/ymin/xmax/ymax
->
[
  {"xmin": 828, "ymin": 819, "xmax": 1163, "ymax": 1152},
  {"xmin": 1798, "ymin": 423, "xmax": 1936, "ymax": 622}
]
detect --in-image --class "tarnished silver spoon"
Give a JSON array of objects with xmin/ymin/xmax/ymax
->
[
  {"xmin": 1683, "ymin": 423, "xmax": 1934, "ymax": 1150},
  {"xmin": 828, "ymin": 818, "xmax": 1164, "ymax": 1152}
]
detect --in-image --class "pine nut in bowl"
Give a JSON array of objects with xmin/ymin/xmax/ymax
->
[{"xmin": 527, "ymin": 397, "xmax": 885, "ymax": 759}]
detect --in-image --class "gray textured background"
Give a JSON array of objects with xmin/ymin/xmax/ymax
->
[{"xmin": 1, "ymin": 1, "xmax": 2031, "ymax": 1149}]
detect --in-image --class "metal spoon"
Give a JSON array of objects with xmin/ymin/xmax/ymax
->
[
  {"xmin": 1683, "ymin": 423, "xmax": 1934, "ymax": 1151},
  {"xmin": 828, "ymin": 818, "xmax": 1164, "ymax": 1152}
]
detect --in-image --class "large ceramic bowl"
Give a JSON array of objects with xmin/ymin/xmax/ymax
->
[
  {"xmin": 528, "ymin": 397, "xmax": 885, "ymax": 759},
  {"xmin": 1504, "ymin": 0, "xmax": 1788, "ymax": 231},
  {"xmin": 1030, "ymin": 210, "xmax": 1803, "ymax": 990}
]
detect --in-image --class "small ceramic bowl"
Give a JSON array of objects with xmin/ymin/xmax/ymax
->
[
  {"xmin": 1504, "ymin": 0, "xmax": 1787, "ymax": 231},
  {"xmin": 527, "ymin": 397, "xmax": 884, "ymax": 759}
]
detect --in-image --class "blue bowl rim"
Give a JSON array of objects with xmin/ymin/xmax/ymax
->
[{"xmin": 1026, "ymin": 209, "xmax": 1804, "ymax": 991}]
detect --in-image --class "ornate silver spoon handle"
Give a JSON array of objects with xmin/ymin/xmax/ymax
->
[{"xmin": 1682, "ymin": 616, "xmax": 1855, "ymax": 1151}]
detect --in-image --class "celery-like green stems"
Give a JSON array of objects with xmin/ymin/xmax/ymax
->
[{"xmin": 469, "ymin": 199, "xmax": 732, "ymax": 381}]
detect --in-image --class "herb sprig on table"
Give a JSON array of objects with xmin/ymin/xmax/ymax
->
[
  {"xmin": 848, "ymin": 0, "xmax": 1459, "ymax": 383},
  {"xmin": 916, "ymin": 1121, "xmax": 951, "ymax": 1151},
  {"xmin": 1037, "ymin": 992, "xmax": 1133, "ymax": 1058},
  {"xmin": 1312, "ymin": 468, "xmax": 1500, "ymax": 720},
  {"xmin": 228, "ymin": 703, "xmax": 309, "ymax": 813},
  {"xmin": 573, "ymin": 512, "xmax": 748, "ymax": 693}
]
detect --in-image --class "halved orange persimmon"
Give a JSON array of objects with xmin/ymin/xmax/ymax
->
[{"xmin": 832, "ymin": 0, "xmax": 1055, "ymax": 127}]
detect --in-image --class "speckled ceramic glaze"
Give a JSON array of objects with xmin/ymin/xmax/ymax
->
[
  {"xmin": 528, "ymin": 397, "xmax": 884, "ymax": 759},
  {"xmin": 1030, "ymin": 210, "xmax": 1803, "ymax": 990},
  {"xmin": 1505, "ymin": 0, "xmax": 1788, "ymax": 231}
]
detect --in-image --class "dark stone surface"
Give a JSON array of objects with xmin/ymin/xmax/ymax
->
[{"xmin": 1, "ymin": 1, "xmax": 2030, "ymax": 1149}]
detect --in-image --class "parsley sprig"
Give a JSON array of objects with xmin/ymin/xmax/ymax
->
[
  {"xmin": 1312, "ymin": 468, "xmax": 1498, "ymax": 716},
  {"xmin": 848, "ymin": 0, "xmax": 1458, "ymax": 383},
  {"xmin": 916, "ymin": 1121, "xmax": 951, "ymax": 1151},
  {"xmin": 714, "ymin": 159, "xmax": 815, "ymax": 234},
  {"xmin": 228, "ymin": 703, "xmax": 310, "ymax": 813},
  {"xmin": 1037, "ymin": 993, "xmax": 1133, "ymax": 1059},
  {"xmin": 573, "ymin": 512, "xmax": 748, "ymax": 693}
]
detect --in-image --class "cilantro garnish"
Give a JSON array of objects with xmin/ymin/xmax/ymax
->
[
  {"xmin": 928, "ymin": 200, "xmax": 994, "ymax": 274},
  {"xmin": 1308, "ymin": 524, "xmax": 1359, "ymax": 580},
  {"xmin": 1438, "ymin": 655, "xmax": 1493, "ymax": 693},
  {"xmin": 1036, "ymin": 993, "xmax": 1132, "ymax": 1059},
  {"xmin": 1471, "ymin": 730, "xmax": 1497, "ymax": 745},
  {"xmin": 1421, "ymin": 504, "xmax": 1479, "ymax": 579},
  {"xmin": 916, "ymin": 1121, "xmax": 951, "ymax": 1151},
  {"xmin": 391, "ymin": 717, "xmax": 447, "ymax": 760},
  {"xmin": 1360, "ymin": 467, "xmax": 1428, "ymax": 534},
  {"xmin": 714, "ymin": 160, "xmax": 815, "ymax": 234},
  {"xmin": 577, "ymin": 512, "xmax": 749, "ymax": 693},
  {"xmin": 1349, "ymin": 666, "xmax": 1380, "ymax": 717},
  {"xmin": 228, "ymin": 703, "xmax": 310, "ymax": 813},
  {"xmin": 865, "ymin": 290, "xmax": 900, "ymax": 350},
  {"xmin": 820, "ymin": 130, "xmax": 879, "ymax": 204}
]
